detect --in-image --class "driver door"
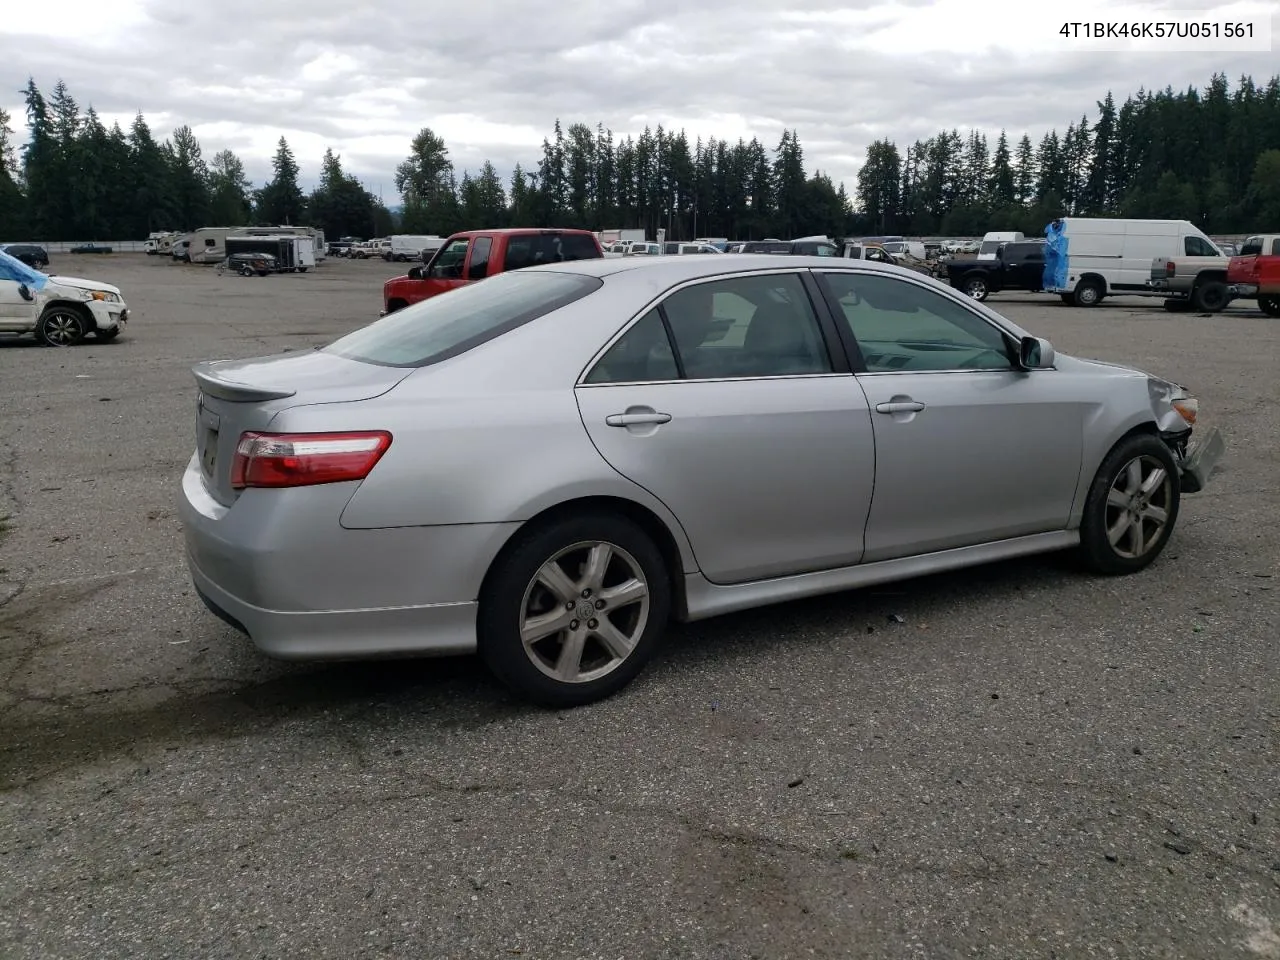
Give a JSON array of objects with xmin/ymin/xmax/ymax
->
[
  {"xmin": 418, "ymin": 237, "xmax": 472, "ymax": 299},
  {"xmin": 815, "ymin": 268, "xmax": 1092, "ymax": 563},
  {"xmin": 0, "ymin": 279, "xmax": 38, "ymax": 332}
]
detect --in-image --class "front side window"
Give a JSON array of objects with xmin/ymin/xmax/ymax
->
[
  {"xmin": 429, "ymin": 238, "xmax": 469, "ymax": 278},
  {"xmin": 821, "ymin": 271, "xmax": 1014, "ymax": 373},
  {"xmin": 325, "ymin": 271, "xmax": 602, "ymax": 368}
]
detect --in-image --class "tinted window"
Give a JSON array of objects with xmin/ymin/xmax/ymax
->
[
  {"xmin": 429, "ymin": 238, "xmax": 468, "ymax": 278},
  {"xmin": 1184, "ymin": 236, "xmax": 1218, "ymax": 257},
  {"xmin": 1005, "ymin": 243, "xmax": 1044, "ymax": 261},
  {"xmin": 467, "ymin": 236, "xmax": 492, "ymax": 280},
  {"xmin": 325, "ymin": 271, "xmax": 602, "ymax": 368},
  {"xmin": 503, "ymin": 233, "xmax": 600, "ymax": 271},
  {"xmin": 1273, "ymin": 238, "xmax": 1280, "ymax": 256},
  {"xmin": 584, "ymin": 309, "xmax": 678, "ymax": 384},
  {"xmin": 822, "ymin": 271, "xmax": 1013, "ymax": 373},
  {"xmin": 659, "ymin": 273, "xmax": 832, "ymax": 379},
  {"xmin": 978, "ymin": 241, "xmax": 1002, "ymax": 256}
]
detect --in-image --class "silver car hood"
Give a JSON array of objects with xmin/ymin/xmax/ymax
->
[{"xmin": 48, "ymin": 275, "xmax": 123, "ymax": 296}]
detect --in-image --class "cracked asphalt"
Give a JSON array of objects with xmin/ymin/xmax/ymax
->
[{"xmin": 1, "ymin": 256, "xmax": 1277, "ymax": 960}]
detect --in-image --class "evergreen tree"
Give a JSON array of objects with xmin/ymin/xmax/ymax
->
[{"xmin": 255, "ymin": 137, "xmax": 305, "ymax": 225}]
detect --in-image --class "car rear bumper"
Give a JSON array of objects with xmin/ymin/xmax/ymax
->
[{"xmin": 177, "ymin": 454, "xmax": 515, "ymax": 659}]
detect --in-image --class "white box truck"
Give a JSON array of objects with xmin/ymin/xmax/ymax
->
[
  {"xmin": 388, "ymin": 235, "xmax": 443, "ymax": 262},
  {"xmin": 1042, "ymin": 217, "xmax": 1225, "ymax": 307}
]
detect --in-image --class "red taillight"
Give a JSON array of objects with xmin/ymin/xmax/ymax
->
[
  {"xmin": 1165, "ymin": 260, "xmax": 1176, "ymax": 277},
  {"xmin": 230, "ymin": 431, "xmax": 392, "ymax": 489}
]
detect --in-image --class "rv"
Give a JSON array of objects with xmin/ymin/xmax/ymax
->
[
  {"xmin": 1042, "ymin": 217, "xmax": 1224, "ymax": 307},
  {"xmin": 188, "ymin": 227, "xmax": 235, "ymax": 264},
  {"xmin": 236, "ymin": 225, "xmax": 327, "ymax": 261},
  {"xmin": 388, "ymin": 235, "xmax": 443, "ymax": 262},
  {"xmin": 224, "ymin": 234, "xmax": 316, "ymax": 272}
]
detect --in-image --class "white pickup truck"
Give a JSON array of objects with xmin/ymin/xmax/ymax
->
[{"xmin": 0, "ymin": 253, "xmax": 129, "ymax": 346}]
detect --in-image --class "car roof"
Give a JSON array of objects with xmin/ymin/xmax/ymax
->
[
  {"xmin": 516, "ymin": 253, "xmax": 933, "ymax": 284},
  {"xmin": 449, "ymin": 227, "xmax": 598, "ymax": 239}
]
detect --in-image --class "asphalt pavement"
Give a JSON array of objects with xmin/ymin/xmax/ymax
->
[{"xmin": 1, "ymin": 256, "xmax": 1277, "ymax": 959}]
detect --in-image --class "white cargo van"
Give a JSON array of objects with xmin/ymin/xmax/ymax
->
[
  {"xmin": 1042, "ymin": 218, "xmax": 1224, "ymax": 307},
  {"xmin": 977, "ymin": 231, "xmax": 1024, "ymax": 260},
  {"xmin": 388, "ymin": 235, "xmax": 442, "ymax": 262}
]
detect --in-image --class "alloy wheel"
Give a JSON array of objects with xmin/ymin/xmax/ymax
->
[
  {"xmin": 42, "ymin": 310, "xmax": 82, "ymax": 346},
  {"xmin": 519, "ymin": 540, "xmax": 650, "ymax": 684},
  {"xmin": 1105, "ymin": 455, "xmax": 1174, "ymax": 559}
]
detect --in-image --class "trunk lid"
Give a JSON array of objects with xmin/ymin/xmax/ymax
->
[{"xmin": 192, "ymin": 349, "xmax": 412, "ymax": 506}]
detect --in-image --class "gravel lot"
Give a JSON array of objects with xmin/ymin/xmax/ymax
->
[{"xmin": 1, "ymin": 255, "xmax": 1277, "ymax": 959}]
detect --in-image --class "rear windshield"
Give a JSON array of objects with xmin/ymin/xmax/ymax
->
[
  {"xmin": 978, "ymin": 241, "xmax": 1003, "ymax": 256},
  {"xmin": 324, "ymin": 270, "xmax": 603, "ymax": 368},
  {"xmin": 502, "ymin": 233, "xmax": 600, "ymax": 271}
]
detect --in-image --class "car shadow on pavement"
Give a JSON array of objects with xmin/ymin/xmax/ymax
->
[{"xmin": 0, "ymin": 552, "xmax": 1079, "ymax": 791}]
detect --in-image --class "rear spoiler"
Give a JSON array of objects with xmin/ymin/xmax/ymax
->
[{"xmin": 193, "ymin": 361, "xmax": 296, "ymax": 402}]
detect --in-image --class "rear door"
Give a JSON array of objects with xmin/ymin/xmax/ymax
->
[
  {"xmin": 465, "ymin": 235, "xmax": 494, "ymax": 280},
  {"xmin": 574, "ymin": 269, "xmax": 875, "ymax": 584}
]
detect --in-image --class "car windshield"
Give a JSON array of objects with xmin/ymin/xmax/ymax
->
[{"xmin": 324, "ymin": 270, "xmax": 603, "ymax": 368}]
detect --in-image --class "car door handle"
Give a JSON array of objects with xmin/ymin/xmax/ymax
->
[
  {"xmin": 875, "ymin": 400, "xmax": 926, "ymax": 414},
  {"xmin": 606, "ymin": 412, "xmax": 672, "ymax": 426}
]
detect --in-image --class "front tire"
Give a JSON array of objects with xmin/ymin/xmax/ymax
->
[
  {"xmin": 1258, "ymin": 296, "xmax": 1280, "ymax": 318},
  {"xmin": 36, "ymin": 306, "xmax": 87, "ymax": 347},
  {"xmin": 1078, "ymin": 434, "xmax": 1181, "ymax": 575},
  {"xmin": 961, "ymin": 273, "xmax": 989, "ymax": 301},
  {"xmin": 478, "ymin": 512, "xmax": 671, "ymax": 708}
]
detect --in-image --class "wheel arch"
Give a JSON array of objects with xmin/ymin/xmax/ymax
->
[
  {"xmin": 1077, "ymin": 272, "xmax": 1108, "ymax": 293},
  {"xmin": 1069, "ymin": 414, "xmax": 1161, "ymax": 528},
  {"xmin": 480, "ymin": 495, "xmax": 695, "ymax": 622}
]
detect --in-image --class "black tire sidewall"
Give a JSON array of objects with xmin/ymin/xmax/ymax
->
[
  {"xmin": 1259, "ymin": 296, "xmax": 1280, "ymax": 318},
  {"xmin": 478, "ymin": 512, "xmax": 672, "ymax": 708},
  {"xmin": 963, "ymin": 275, "xmax": 988, "ymax": 300},
  {"xmin": 1079, "ymin": 434, "xmax": 1181, "ymax": 575},
  {"xmin": 36, "ymin": 307, "xmax": 86, "ymax": 347},
  {"xmin": 1192, "ymin": 281, "xmax": 1228, "ymax": 312},
  {"xmin": 1074, "ymin": 280, "xmax": 1102, "ymax": 306}
]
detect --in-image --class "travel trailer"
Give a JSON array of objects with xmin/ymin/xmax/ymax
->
[
  {"xmin": 224, "ymin": 234, "xmax": 316, "ymax": 272},
  {"xmin": 388, "ymin": 235, "xmax": 443, "ymax": 261},
  {"xmin": 236, "ymin": 225, "xmax": 327, "ymax": 261},
  {"xmin": 1042, "ymin": 217, "xmax": 1225, "ymax": 307},
  {"xmin": 188, "ymin": 227, "xmax": 235, "ymax": 264}
]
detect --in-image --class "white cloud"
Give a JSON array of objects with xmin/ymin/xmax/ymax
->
[{"xmin": 1, "ymin": 0, "xmax": 1276, "ymax": 194}]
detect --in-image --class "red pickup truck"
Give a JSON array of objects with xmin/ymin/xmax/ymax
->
[
  {"xmin": 1227, "ymin": 233, "xmax": 1280, "ymax": 317},
  {"xmin": 381, "ymin": 227, "xmax": 603, "ymax": 314}
]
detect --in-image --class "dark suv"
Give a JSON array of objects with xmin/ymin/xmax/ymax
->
[{"xmin": 1, "ymin": 244, "xmax": 50, "ymax": 268}]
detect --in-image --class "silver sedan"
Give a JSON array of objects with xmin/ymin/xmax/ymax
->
[{"xmin": 178, "ymin": 255, "xmax": 1224, "ymax": 707}]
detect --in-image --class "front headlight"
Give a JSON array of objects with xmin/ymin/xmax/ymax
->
[
  {"xmin": 88, "ymin": 290, "xmax": 121, "ymax": 303},
  {"xmin": 1147, "ymin": 376, "xmax": 1198, "ymax": 427}
]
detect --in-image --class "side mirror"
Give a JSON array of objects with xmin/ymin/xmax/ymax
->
[
  {"xmin": 407, "ymin": 266, "xmax": 423, "ymax": 281},
  {"xmin": 1018, "ymin": 335, "xmax": 1055, "ymax": 370},
  {"xmin": 17, "ymin": 284, "xmax": 34, "ymax": 302}
]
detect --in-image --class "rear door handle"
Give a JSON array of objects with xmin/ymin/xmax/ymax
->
[
  {"xmin": 606, "ymin": 412, "xmax": 672, "ymax": 426},
  {"xmin": 875, "ymin": 400, "xmax": 926, "ymax": 414}
]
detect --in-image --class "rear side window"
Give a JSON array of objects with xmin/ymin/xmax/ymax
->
[
  {"xmin": 324, "ymin": 271, "xmax": 603, "ymax": 368},
  {"xmin": 1239, "ymin": 238, "xmax": 1262, "ymax": 255},
  {"xmin": 503, "ymin": 233, "xmax": 600, "ymax": 271},
  {"xmin": 1274, "ymin": 238, "xmax": 1280, "ymax": 256}
]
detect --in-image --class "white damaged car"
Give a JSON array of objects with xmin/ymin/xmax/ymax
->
[{"xmin": 0, "ymin": 250, "xmax": 129, "ymax": 346}]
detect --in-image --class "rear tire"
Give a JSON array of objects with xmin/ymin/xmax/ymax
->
[
  {"xmin": 1078, "ymin": 433, "xmax": 1180, "ymax": 575},
  {"xmin": 36, "ymin": 306, "xmax": 87, "ymax": 347},
  {"xmin": 478, "ymin": 512, "xmax": 671, "ymax": 708},
  {"xmin": 1191, "ymin": 279, "xmax": 1229, "ymax": 313},
  {"xmin": 1073, "ymin": 278, "xmax": 1103, "ymax": 307},
  {"xmin": 1258, "ymin": 296, "xmax": 1280, "ymax": 318}
]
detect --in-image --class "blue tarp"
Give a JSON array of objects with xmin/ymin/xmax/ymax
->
[
  {"xmin": 0, "ymin": 248, "xmax": 49, "ymax": 291},
  {"xmin": 1043, "ymin": 219, "xmax": 1069, "ymax": 290}
]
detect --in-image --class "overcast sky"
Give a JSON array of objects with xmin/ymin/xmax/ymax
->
[{"xmin": 2, "ymin": 0, "xmax": 1277, "ymax": 200}]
